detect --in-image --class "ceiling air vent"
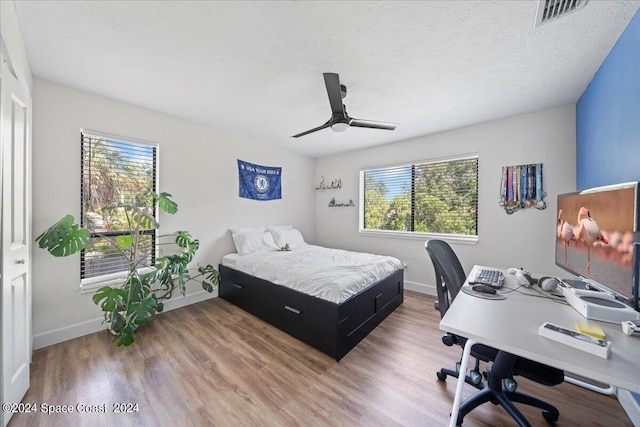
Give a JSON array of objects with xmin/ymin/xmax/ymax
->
[{"xmin": 535, "ymin": 0, "xmax": 588, "ymax": 27}]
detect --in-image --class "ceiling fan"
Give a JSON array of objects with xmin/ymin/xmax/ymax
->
[{"xmin": 292, "ymin": 73, "xmax": 398, "ymax": 138}]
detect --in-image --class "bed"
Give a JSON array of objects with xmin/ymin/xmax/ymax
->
[{"xmin": 218, "ymin": 226, "xmax": 404, "ymax": 360}]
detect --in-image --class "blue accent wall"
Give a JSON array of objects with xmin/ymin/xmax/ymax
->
[
  {"xmin": 576, "ymin": 10, "xmax": 640, "ymax": 190},
  {"xmin": 576, "ymin": 9, "xmax": 640, "ymax": 409}
]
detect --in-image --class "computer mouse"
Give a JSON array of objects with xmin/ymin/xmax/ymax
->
[{"xmin": 472, "ymin": 284, "xmax": 497, "ymax": 294}]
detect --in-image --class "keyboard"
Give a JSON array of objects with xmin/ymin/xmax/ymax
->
[{"xmin": 470, "ymin": 269, "xmax": 505, "ymax": 288}]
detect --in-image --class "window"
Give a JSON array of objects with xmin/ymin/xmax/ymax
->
[
  {"xmin": 360, "ymin": 155, "xmax": 478, "ymax": 239},
  {"xmin": 80, "ymin": 130, "xmax": 158, "ymax": 283}
]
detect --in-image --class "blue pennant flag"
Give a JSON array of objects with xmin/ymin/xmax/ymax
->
[{"xmin": 237, "ymin": 159, "xmax": 282, "ymax": 201}]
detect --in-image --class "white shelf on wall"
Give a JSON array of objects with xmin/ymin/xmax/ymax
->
[
  {"xmin": 328, "ymin": 198, "xmax": 355, "ymax": 207},
  {"xmin": 316, "ymin": 176, "xmax": 342, "ymax": 190}
]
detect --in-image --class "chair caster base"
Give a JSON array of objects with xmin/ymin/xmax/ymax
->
[
  {"xmin": 504, "ymin": 378, "xmax": 517, "ymax": 392},
  {"xmin": 469, "ymin": 370, "xmax": 482, "ymax": 386}
]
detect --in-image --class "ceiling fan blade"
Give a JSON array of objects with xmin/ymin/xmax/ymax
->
[
  {"xmin": 292, "ymin": 121, "xmax": 332, "ymax": 138},
  {"xmin": 349, "ymin": 118, "xmax": 398, "ymax": 130},
  {"xmin": 323, "ymin": 73, "xmax": 345, "ymax": 116}
]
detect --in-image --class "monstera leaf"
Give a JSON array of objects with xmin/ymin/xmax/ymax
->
[
  {"xmin": 115, "ymin": 323, "xmax": 137, "ymax": 347},
  {"xmin": 127, "ymin": 206, "xmax": 159, "ymax": 230},
  {"xmin": 92, "ymin": 286, "xmax": 127, "ymax": 312},
  {"xmin": 109, "ymin": 309, "xmax": 126, "ymax": 333},
  {"xmin": 35, "ymin": 215, "xmax": 90, "ymax": 257},
  {"xmin": 198, "ymin": 265, "xmax": 220, "ymax": 292},
  {"xmin": 175, "ymin": 230, "xmax": 193, "ymax": 248},
  {"xmin": 127, "ymin": 295, "xmax": 158, "ymax": 327},
  {"xmin": 115, "ymin": 234, "xmax": 133, "ymax": 249},
  {"xmin": 158, "ymin": 192, "xmax": 178, "ymax": 214}
]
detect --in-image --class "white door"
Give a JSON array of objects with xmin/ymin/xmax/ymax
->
[{"xmin": 0, "ymin": 57, "xmax": 31, "ymax": 427}]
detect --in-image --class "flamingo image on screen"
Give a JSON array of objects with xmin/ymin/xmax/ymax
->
[
  {"xmin": 555, "ymin": 182, "xmax": 639, "ymax": 306},
  {"xmin": 557, "ymin": 209, "xmax": 575, "ymax": 263},
  {"xmin": 575, "ymin": 207, "xmax": 609, "ymax": 273}
]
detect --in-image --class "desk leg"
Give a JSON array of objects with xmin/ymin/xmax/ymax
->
[
  {"xmin": 564, "ymin": 375, "xmax": 617, "ymax": 395},
  {"xmin": 449, "ymin": 338, "xmax": 476, "ymax": 427}
]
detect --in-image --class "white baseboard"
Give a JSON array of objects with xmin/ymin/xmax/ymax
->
[
  {"xmin": 618, "ymin": 389, "xmax": 640, "ymax": 426},
  {"xmin": 32, "ymin": 289, "xmax": 218, "ymax": 350},
  {"xmin": 404, "ymin": 280, "xmax": 436, "ymax": 296}
]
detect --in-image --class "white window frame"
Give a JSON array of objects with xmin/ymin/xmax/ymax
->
[
  {"xmin": 79, "ymin": 129, "xmax": 159, "ymax": 291},
  {"xmin": 358, "ymin": 153, "xmax": 479, "ymax": 244}
]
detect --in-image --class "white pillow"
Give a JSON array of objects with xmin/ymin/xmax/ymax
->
[
  {"xmin": 265, "ymin": 224, "xmax": 294, "ymax": 232},
  {"xmin": 271, "ymin": 228, "xmax": 306, "ymax": 248},
  {"xmin": 233, "ymin": 231, "xmax": 278, "ymax": 255}
]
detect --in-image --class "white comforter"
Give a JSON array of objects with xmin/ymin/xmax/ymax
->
[{"xmin": 222, "ymin": 245, "xmax": 402, "ymax": 303}]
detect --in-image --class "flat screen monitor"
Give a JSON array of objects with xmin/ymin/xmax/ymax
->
[{"xmin": 556, "ymin": 182, "xmax": 640, "ymax": 311}]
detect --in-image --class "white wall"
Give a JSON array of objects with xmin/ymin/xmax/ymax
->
[
  {"xmin": 31, "ymin": 78, "xmax": 315, "ymax": 347},
  {"xmin": 0, "ymin": 0, "xmax": 33, "ymax": 93},
  {"xmin": 315, "ymin": 105, "xmax": 577, "ymax": 294}
]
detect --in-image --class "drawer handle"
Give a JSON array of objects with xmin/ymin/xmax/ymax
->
[
  {"xmin": 233, "ymin": 284, "xmax": 243, "ymax": 290},
  {"xmin": 284, "ymin": 305, "xmax": 301, "ymax": 315},
  {"xmin": 376, "ymin": 292, "xmax": 384, "ymax": 299}
]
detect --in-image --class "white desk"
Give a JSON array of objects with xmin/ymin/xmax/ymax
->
[{"xmin": 440, "ymin": 265, "xmax": 640, "ymax": 427}]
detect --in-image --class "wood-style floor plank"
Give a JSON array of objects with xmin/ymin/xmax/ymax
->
[{"xmin": 9, "ymin": 291, "xmax": 632, "ymax": 426}]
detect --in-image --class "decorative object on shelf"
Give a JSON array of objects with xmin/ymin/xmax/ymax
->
[
  {"xmin": 328, "ymin": 198, "xmax": 355, "ymax": 207},
  {"xmin": 316, "ymin": 176, "xmax": 342, "ymax": 190},
  {"xmin": 499, "ymin": 163, "xmax": 546, "ymax": 214},
  {"xmin": 238, "ymin": 159, "xmax": 282, "ymax": 201},
  {"xmin": 35, "ymin": 193, "xmax": 220, "ymax": 346}
]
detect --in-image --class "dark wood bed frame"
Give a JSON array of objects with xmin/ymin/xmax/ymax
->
[{"xmin": 218, "ymin": 264, "xmax": 404, "ymax": 361}]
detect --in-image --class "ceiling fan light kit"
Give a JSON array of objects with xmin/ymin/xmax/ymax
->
[
  {"xmin": 292, "ymin": 73, "xmax": 398, "ymax": 138},
  {"xmin": 331, "ymin": 122, "xmax": 349, "ymax": 132}
]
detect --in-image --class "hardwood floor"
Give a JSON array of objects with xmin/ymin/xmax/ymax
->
[{"xmin": 10, "ymin": 291, "xmax": 632, "ymax": 426}]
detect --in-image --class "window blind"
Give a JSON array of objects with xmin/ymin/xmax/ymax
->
[
  {"xmin": 362, "ymin": 156, "xmax": 478, "ymax": 236},
  {"xmin": 80, "ymin": 131, "xmax": 157, "ymax": 280}
]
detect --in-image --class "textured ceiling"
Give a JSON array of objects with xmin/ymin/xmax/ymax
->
[{"xmin": 13, "ymin": 1, "xmax": 640, "ymax": 158}]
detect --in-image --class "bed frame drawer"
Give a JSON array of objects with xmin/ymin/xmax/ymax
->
[
  {"xmin": 219, "ymin": 276, "xmax": 264, "ymax": 317},
  {"xmin": 218, "ymin": 264, "xmax": 403, "ymax": 360},
  {"xmin": 260, "ymin": 295, "xmax": 307, "ymax": 340},
  {"xmin": 375, "ymin": 275, "xmax": 403, "ymax": 312}
]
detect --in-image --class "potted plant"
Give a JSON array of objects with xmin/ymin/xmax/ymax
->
[{"xmin": 35, "ymin": 192, "xmax": 219, "ymax": 346}]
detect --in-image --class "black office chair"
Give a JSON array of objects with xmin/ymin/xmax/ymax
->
[
  {"xmin": 426, "ymin": 239, "xmax": 496, "ymax": 389},
  {"xmin": 425, "ymin": 240, "xmax": 564, "ymax": 426}
]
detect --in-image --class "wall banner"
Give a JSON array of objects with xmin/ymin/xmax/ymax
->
[{"xmin": 237, "ymin": 159, "xmax": 282, "ymax": 201}]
